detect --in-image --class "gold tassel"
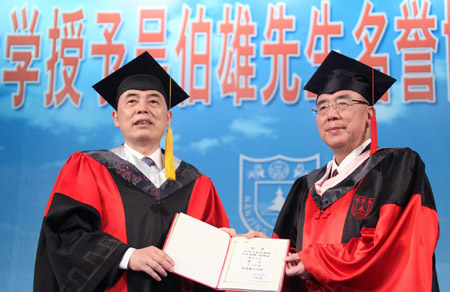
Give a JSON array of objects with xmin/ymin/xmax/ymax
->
[
  {"xmin": 165, "ymin": 127, "xmax": 176, "ymax": 180},
  {"xmin": 165, "ymin": 77, "xmax": 176, "ymax": 180}
]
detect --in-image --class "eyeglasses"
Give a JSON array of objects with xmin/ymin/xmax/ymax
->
[{"xmin": 311, "ymin": 99, "xmax": 369, "ymax": 116}]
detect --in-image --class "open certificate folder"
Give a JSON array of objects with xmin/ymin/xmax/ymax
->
[{"xmin": 163, "ymin": 213, "xmax": 290, "ymax": 292}]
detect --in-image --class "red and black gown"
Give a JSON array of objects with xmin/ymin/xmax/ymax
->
[
  {"xmin": 34, "ymin": 150, "xmax": 229, "ymax": 292},
  {"xmin": 273, "ymin": 148, "xmax": 439, "ymax": 292}
]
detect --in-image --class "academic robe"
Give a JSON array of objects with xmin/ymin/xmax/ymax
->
[
  {"xmin": 34, "ymin": 150, "xmax": 229, "ymax": 292},
  {"xmin": 273, "ymin": 147, "xmax": 439, "ymax": 292}
]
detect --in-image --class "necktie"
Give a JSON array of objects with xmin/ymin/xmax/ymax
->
[
  {"xmin": 142, "ymin": 157, "xmax": 155, "ymax": 167},
  {"xmin": 331, "ymin": 169, "xmax": 338, "ymax": 178}
]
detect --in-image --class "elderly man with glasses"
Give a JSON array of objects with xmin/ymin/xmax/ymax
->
[{"xmin": 271, "ymin": 51, "xmax": 440, "ymax": 291}]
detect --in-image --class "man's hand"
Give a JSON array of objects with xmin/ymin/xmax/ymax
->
[
  {"xmin": 128, "ymin": 246, "xmax": 175, "ymax": 281},
  {"xmin": 285, "ymin": 253, "xmax": 311, "ymax": 280},
  {"xmin": 220, "ymin": 227, "xmax": 237, "ymax": 237},
  {"xmin": 219, "ymin": 228, "xmax": 268, "ymax": 238},
  {"xmin": 241, "ymin": 230, "xmax": 268, "ymax": 239}
]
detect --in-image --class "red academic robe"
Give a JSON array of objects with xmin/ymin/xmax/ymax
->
[
  {"xmin": 34, "ymin": 150, "xmax": 229, "ymax": 292},
  {"xmin": 273, "ymin": 148, "xmax": 439, "ymax": 292}
]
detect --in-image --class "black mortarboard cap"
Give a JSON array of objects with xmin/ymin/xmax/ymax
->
[
  {"xmin": 92, "ymin": 51, "xmax": 189, "ymax": 110},
  {"xmin": 304, "ymin": 50, "xmax": 396, "ymax": 105}
]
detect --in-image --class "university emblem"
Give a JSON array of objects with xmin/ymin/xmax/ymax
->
[
  {"xmin": 351, "ymin": 195, "xmax": 375, "ymax": 220},
  {"xmin": 239, "ymin": 153, "xmax": 320, "ymax": 235}
]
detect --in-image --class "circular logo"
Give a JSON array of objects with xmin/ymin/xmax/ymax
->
[{"xmin": 268, "ymin": 160, "xmax": 289, "ymax": 180}]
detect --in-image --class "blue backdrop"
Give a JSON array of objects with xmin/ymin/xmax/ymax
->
[{"xmin": 1, "ymin": 0, "xmax": 449, "ymax": 290}]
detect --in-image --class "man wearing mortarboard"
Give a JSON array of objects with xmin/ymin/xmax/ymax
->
[
  {"xmin": 272, "ymin": 51, "xmax": 440, "ymax": 291},
  {"xmin": 33, "ymin": 52, "xmax": 230, "ymax": 292}
]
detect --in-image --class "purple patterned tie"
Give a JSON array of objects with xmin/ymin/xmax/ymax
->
[{"xmin": 142, "ymin": 157, "xmax": 154, "ymax": 167}]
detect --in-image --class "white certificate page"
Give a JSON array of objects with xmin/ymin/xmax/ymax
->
[{"xmin": 218, "ymin": 237, "xmax": 289, "ymax": 292}]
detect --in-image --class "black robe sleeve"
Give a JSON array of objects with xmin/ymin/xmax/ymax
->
[{"xmin": 34, "ymin": 152, "xmax": 130, "ymax": 291}]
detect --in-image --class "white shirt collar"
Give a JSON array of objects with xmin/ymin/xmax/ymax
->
[
  {"xmin": 123, "ymin": 143, "xmax": 163, "ymax": 170},
  {"xmin": 315, "ymin": 146, "xmax": 371, "ymax": 196},
  {"xmin": 331, "ymin": 139, "xmax": 371, "ymax": 174},
  {"xmin": 110, "ymin": 144, "xmax": 181, "ymax": 188}
]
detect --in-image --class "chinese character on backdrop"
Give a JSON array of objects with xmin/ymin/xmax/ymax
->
[{"xmin": 3, "ymin": 7, "xmax": 40, "ymax": 109}]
